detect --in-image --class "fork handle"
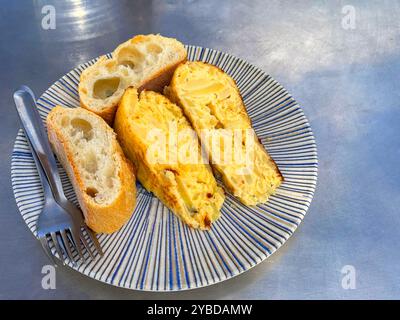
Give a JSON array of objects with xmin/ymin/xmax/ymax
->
[
  {"xmin": 13, "ymin": 87, "xmax": 65, "ymax": 202},
  {"xmin": 28, "ymin": 136, "xmax": 53, "ymax": 200}
]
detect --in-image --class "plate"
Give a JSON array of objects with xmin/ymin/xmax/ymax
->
[{"xmin": 11, "ymin": 46, "xmax": 318, "ymax": 291}]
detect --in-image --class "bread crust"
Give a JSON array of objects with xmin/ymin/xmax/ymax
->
[
  {"xmin": 46, "ymin": 106, "xmax": 136, "ymax": 234},
  {"xmin": 138, "ymin": 58, "xmax": 187, "ymax": 93},
  {"xmin": 79, "ymin": 95, "xmax": 116, "ymax": 125}
]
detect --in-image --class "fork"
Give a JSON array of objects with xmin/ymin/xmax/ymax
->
[{"xmin": 13, "ymin": 86, "xmax": 103, "ymax": 265}]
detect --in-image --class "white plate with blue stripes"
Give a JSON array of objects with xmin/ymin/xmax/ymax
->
[{"xmin": 11, "ymin": 46, "xmax": 318, "ymax": 291}]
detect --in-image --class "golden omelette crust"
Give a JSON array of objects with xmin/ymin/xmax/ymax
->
[
  {"xmin": 114, "ymin": 88, "xmax": 225, "ymax": 230},
  {"xmin": 46, "ymin": 106, "xmax": 136, "ymax": 234}
]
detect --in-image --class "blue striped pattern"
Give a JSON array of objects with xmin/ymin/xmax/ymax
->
[{"xmin": 10, "ymin": 46, "xmax": 318, "ymax": 291}]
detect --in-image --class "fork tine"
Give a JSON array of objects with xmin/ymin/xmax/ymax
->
[
  {"xmin": 84, "ymin": 226, "xmax": 103, "ymax": 257},
  {"xmin": 80, "ymin": 231, "xmax": 95, "ymax": 260},
  {"xmin": 60, "ymin": 230, "xmax": 77, "ymax": 266},
  {"xmin": 50, "ymin": 232, "xmax": 65, "ymax": 265},
  {"xmin": 39, "ymin": 236, "xmax": 57, "ymax": 266},
  {"xmin": 69, "ymin": 228, "xmax": 86, "ymax": 263}
]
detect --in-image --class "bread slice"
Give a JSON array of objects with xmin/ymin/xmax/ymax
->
[
  {"xmin": 165, "ymin": 61, "xmax": 283, "ymax": 206},
  {"xmin": 46, "ymin": 106, "xmax": 136, "ymax": 234},
  {"xmin": 79, "ymin": 34, "xmax": 187, "ymax": 124},
  {"xmin": 78, "ymin": 56, "xmax": 136, "ymax": 124},
  {"xmin": 113, "ymin": 34, "xmax": 187, "ymax": 92},
  {"xmin": 114, "ymin": 88, "xmax": 225, "ymax": 229}
]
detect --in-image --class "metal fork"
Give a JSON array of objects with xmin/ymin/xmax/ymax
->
[{"xmin": 13, "ymin": 86, "xmax": 103, "ymax": 265}]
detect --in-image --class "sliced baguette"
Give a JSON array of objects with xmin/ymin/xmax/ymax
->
[
  {"xmin": 79, "ymin": 34, "xmax": 187, "ymax": 124},
  {"xmin": 46, "ymin": 106, "xmax": 136, "ymax": 234},
  {"xmin": 114, "ymin": 88, "xmax": 225, "ymax": 230},
  {"xmin": 78, "ymin": 56, "xmax": 136, "ymax": 124},
  {"xmin": 165, "ymin": 61, "xmax": 283, "ymax": 206}
]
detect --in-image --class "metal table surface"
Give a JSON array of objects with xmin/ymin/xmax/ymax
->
[{"xmin": 1, "ymin": 0, "xmax": 399, "ymax": 299}]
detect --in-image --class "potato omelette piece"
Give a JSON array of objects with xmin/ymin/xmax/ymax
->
[
  {"xmin": 165, "ymin": 61, "xmax": 283, "ymax": 206},
  {"xmin": 114, "ymin": 88, "xmax": 225, "ymax": 229}
]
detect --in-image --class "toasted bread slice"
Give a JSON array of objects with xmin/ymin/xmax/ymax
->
[
  {"xmin": 79, "ymin": 34, "xmax": 187, "ymax": 124},
  {"xmin": 114, "ymin": 88, "xmax": 224, "ymax": 229},
  {"xmin": 46, "ymin": 106, "xmax": 136, "ymax": 233},
  {"xmin": 165, "ymin": 61, "xmax": 283, "ymax": 206}
]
